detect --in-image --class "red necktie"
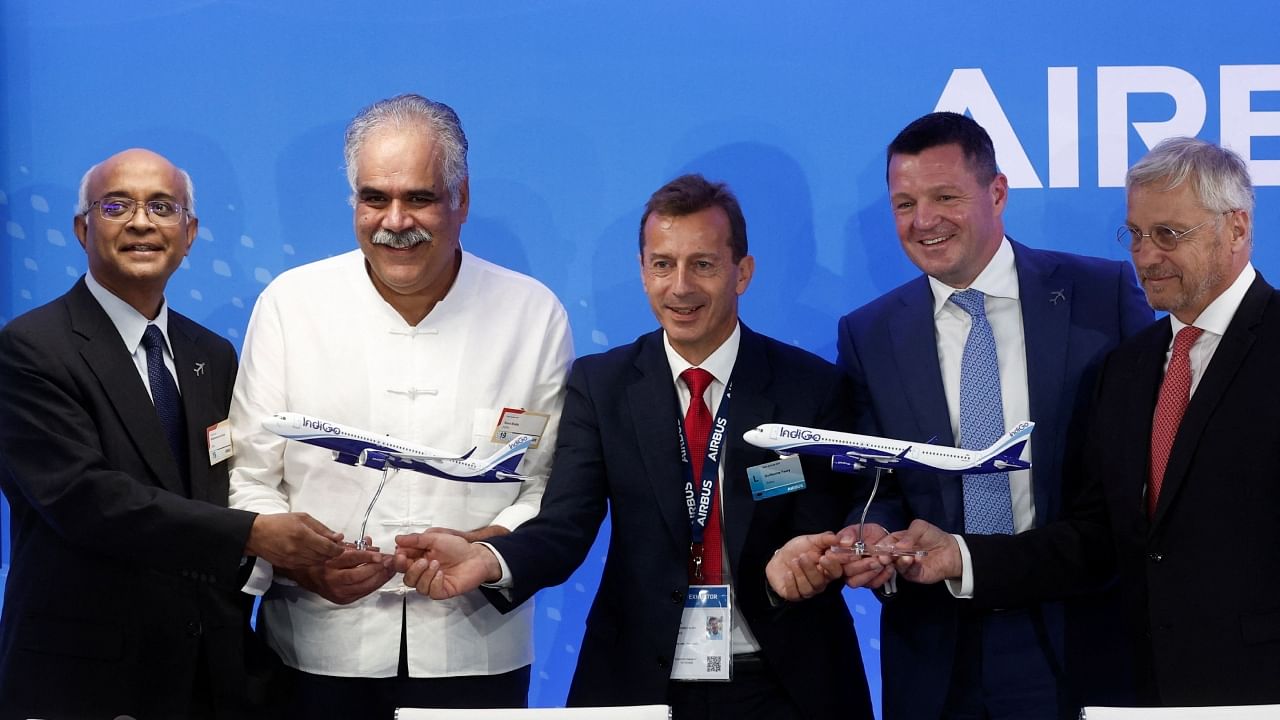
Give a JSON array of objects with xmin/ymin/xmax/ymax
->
[
  {"xmin": 681, "ymin": 368, "xmax": 722, "ymax": 584},
  {"xmin": 1148, "ymin": 325, "xmax": 1203, "ymax": 517}
]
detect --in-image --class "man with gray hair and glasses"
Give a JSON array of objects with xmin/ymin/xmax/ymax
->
[
  {"xmin": 881, "ymin": 137, "xmax": 1280, "ymax": 708},
  {"xmin": 0, "ymin": 148, "xmax": 344, "ymax": 719},
  {"xmin": 228, "ymin": 94, "xmax": 573, "ymax": 715}
]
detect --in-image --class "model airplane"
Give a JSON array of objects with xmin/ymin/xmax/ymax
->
[
  {"xmin": 262, "ymin": 412, "xmax": 533, "ymax": 483},
  {"xmin": 743, "ymin": 420, "xmax": 1034, "ymax": 475}
]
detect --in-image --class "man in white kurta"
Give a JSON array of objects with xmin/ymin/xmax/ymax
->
[{"xmin": 227, "ymin": 94, "xmax": 573, "ymax": 713}]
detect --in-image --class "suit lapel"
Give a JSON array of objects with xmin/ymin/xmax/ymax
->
[
  {"xmin": 170, "ymin": 314, "xmax": 213, "ymax": 502},
  {"xmin": 1121, "ymin": 323, "xmax": 1170, "ymax": 522},
  {"xmin": 886, "ymin": 278, "xmax": 961, "ymax": 525},
  {"xmin": 1013, "ymin": 242, "xmax": 1072, "ymax": 524},
  {"xmin": 1152, "ymin": 275, "xmax": 1271, "ymax": 529},
  {"xmin": 68, "ymin": 281, "xmax": 186, "ymax": 495},
  {"xmin": 626, "ymin": 332, "xmax": 690, "ymax": 548},
  {"xmin": 721, "ymin": 327, "xmax": 775, "ymax": 581}
]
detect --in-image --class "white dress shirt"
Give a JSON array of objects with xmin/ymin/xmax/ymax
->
[
  {"xmin": 931, "ymin": 239, "xmax": 1032, "ymax": 598},
  {"xmin": 660, "ymin": 324, "xmax": 762, "ymax": 656},
  {"xmin": 228, "ymin": 249, "xmax": 573, "ymax": 678},
  {"xmin": 1167, "ymin": 263, "xmax": 1256, "ymax": 392},
  {"xmin": 928, "ymin": 237, "xmax": 1035, "ymax": 534},
  {"xmin": 84, "ymin": 271, "xmax": 179, "ymax": 400}
]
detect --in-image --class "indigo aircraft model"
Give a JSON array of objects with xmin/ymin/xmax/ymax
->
[
  {"xmin": 263, "ymin": 412, "xmax": 533, "ymax": 483},
  {"xmin": 742, "ymin": 420, "xmax": 1034, "ymax": 475}
]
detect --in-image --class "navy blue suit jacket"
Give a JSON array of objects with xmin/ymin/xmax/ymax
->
[
  {"xmin": 485, "ymin": 325, "xmax": 873, "ymax": 719},
  {"xmin": 836, "ymin": 241, "xmax": 1152, "ymax": 719},
  {"xmin": 968, "ymin": 273, "xmax": 1280, "ymax": 706}
]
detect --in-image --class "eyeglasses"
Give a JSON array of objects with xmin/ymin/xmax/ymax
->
[
  {"xmin": 85, "ymin": 198, "xmax": 190, "ymax": 226},
  {"xmin": 1116, "ymin": 211, "xmax": 1233, "ymax": 252}
]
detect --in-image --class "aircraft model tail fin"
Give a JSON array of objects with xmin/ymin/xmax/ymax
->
[
  {"xmin": 977, "ymin": 420, "xmax": 1035, "ymax": 470},
  {"xmin": 487, "ymin": 434, "xmax": 535, "ymax": 480}
]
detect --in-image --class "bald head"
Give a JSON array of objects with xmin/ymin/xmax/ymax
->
[
  {"xmin": 73, "ymin": 148, "xmax": 199, "ymax": 319},
  {"xmin": 78, "ymin": 148, "xmax": 196, "ymax": 217}
]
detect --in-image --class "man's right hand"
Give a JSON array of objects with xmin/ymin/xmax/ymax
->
[
  {"xmin": 245, "ymin": 512, "xmax": 344, "ymax": 569},
  {"xmin": 281, "ymin": 542, "xmax": 395, "ymax": 605},
  {"xmin": 394, "ymin": 531, "xmax": 502, "ymax": 600},
  {"xmin": 885, "ymin": 519, "xmax": 963, "ymax": 584}
]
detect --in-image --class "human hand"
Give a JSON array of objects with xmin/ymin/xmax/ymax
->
[
  {"xmin": 282, "ymin": 540, "xmax": 395, "ymax": 605},
  {"xmin": 885, "ymin": 519, "xmax": 962, "ymax": 585},
  {"xmin": 421, "ymin": 524, "xmax": 511, "ymax": 543},
  {"xmin": 245, "ymin": 512, "xmax": 344, "ymax": 569},
  {"xmin": 394, "ymin": 531, "xmax": 502, "ymax": 599},
  {"xmin": 766, "ymin": 532, "xmax": 848, "ymax": 601},
  {"xmin": 830, "ymin": 523, "xmax": 896, "ymax": 589}
]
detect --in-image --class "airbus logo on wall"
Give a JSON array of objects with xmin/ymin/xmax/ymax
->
[{"xmin": 936, "ymin": 65, "xmax": 1280, "ymax": 188}]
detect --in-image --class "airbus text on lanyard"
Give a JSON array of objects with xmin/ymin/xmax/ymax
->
[{"xmin": 678, "ymin": 379, "xmax": 732, "ymax": 582}]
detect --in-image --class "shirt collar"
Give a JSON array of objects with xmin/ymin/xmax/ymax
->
[
  {"xmin": 663, "ymin": 322, "xmax": 741, "ymax": 388},
  {"xmin": 928, "ymin": 236, "xmax": 1019, "ymax": 316},
  {"xmin": 84, "ymin": 271, "xmax": 172, "ymax": 355},
  {"xmin": 1169, "ymin": 262, "xmax": 1256, "ymax": 338}
]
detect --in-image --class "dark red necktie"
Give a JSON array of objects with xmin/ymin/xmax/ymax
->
[
  {"xmin": 1148, "ymin": 325, "xmax": 1202, "ymax": 517},
  {"xmin": 681, "ymin": 367, "xmax": 722, "ymax": 584}
]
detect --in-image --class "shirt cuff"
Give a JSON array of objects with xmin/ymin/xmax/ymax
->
[
  {"xmin": 476, "ymin": 541, "xmax": 514, "ymax": 591},
  {"xmin": 944, "ymin": 534, "xmax": 975, "ymax": 599},
  {"xmin": 241, "ymin": 557, "xmax": 275, "ymax": 596}
]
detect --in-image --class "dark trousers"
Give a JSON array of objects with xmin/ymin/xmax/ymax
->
[
  {"xmin": 943, "ymin": 607, "xmax": 1064, "ymax": 720},
  {"xmin": 280, "ymin": 664, "xmax": 530, "ymax": 720},
  {"xmin": 666, "ymin": 652, "xmax": 802, "ymax": 720}
]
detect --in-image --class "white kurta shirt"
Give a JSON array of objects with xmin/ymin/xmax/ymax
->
[{"xmin": 229, "ymin": 249, "xmax": 573, "ymax": 678}]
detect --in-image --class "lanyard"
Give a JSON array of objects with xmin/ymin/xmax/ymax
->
[{"xmin": 678, "ymin": 379, "xmax": 732, "ymax": 545}]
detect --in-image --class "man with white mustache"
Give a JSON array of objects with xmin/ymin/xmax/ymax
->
[
  {"xmin": 769, "ymin": 112, "xmax": 1152, "ymax": 719},
  {"xmin": 227, "ymin": 94, "xmax": 573, "ymax": 717}
]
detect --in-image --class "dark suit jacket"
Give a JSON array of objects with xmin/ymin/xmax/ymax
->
[
  {"xmin": 0, "ymin": 279, "xmax": 262, "ymax": 719},
  {"xmin": 968, "ymin": 273, "xmax": 1280, "ymax": 706},
  {"xmin": 485, "ymin": 325, "xmax": 873, "ymax": 719},
  {"xmin": 836, "ymin": 241, "xmax": 1152, "ymax": 719}
]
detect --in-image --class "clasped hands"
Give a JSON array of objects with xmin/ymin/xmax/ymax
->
[{"xmin": 764, "ymin": 519, "xmax": 964, "ymax": 602}]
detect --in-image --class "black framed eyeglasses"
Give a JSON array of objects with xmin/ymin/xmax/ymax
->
[
  {"xmin": 1116, "ymin": 211, "xmax": 1233, "ymax": 252},
  {"xmin": 85, "ymin": 198, "xmax": 190, "ymax": 226}
]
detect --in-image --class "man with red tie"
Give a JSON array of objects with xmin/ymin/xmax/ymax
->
[
  {"xmin": 884, "ymin": 137, "xmax": 1280, "ymax": 707},
  {"xmin": 394, "ymin": 174, "xmax": 876, "ymax": 719}
]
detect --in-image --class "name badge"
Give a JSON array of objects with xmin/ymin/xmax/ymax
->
[
  {"xmin": 491, "ymin": 408, "xmax": 550, "ymax": 449},
  {"xmin": 207, "ymin": 419, "xmax": 234, "ymax": 466},
  {"xmin": 671, "ymin": 584, "xmax": 732, "ymax": 681},
  {"xmin": 746, "ymin": 454, "xmax": 806, "ymax": 500}
]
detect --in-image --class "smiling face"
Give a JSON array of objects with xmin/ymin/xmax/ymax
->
[
  {"xmin": 1127, "ymin": 180, "xmax": 1250, "ymax": 324},
  {"xmin": 74, "ymin": 148, "xmax": 197, "ymax": 318},
  {"xmin": 888, "ymin": 143, "xmax": 1007, "ymax": 288},
  {"xmin": 640, "ymin": 206, "xmax": 754, "ymax": 365},
  {"xmin": 353, "ymin": 126, "xmax": 469, "ymax": 325}
]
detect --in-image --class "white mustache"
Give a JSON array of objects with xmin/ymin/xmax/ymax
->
[{"xmin": 372, "ymin": 228, "xmax": 433, "ymax": 249}]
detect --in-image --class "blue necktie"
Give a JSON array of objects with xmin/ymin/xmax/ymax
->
[
  {"xmin": 141, "ymin": 325, "xmax": 188, "ymax": 478},
  {"xmin": 951, "ymin": 289, "xmax": 1015, "ymax": 535}
]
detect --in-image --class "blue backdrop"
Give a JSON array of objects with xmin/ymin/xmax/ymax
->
[{"xmin": 3, "ymin": 2, "xmax": 1278, "ymax": 715}]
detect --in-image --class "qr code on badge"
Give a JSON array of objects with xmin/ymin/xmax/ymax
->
[{"xmin": 706, "ymin": 656, "xmax": 722, "ymax": 673}]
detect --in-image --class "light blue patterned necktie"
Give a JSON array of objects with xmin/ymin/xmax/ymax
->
[{"xmin": 951, "ymin": 289, "xmax": 1014, "ymax": 535}]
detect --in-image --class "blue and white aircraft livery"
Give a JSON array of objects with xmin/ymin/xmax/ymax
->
[
  {"xmin": 262, "ymin": 412, "xmax": 533, "ymax": 483},
  {"xmin": 742, "ymin": 421, "xmax": 1034, "ymax": 475}
]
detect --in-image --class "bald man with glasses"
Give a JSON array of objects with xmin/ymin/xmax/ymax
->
[{"xmin": 0, "ymin": 148, "xmax": 343, "ymax": 719}]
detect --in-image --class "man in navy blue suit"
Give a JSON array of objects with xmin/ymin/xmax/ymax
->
[
  {"xmin": 394, "ymin": 174, "xmax": 876, "ymax": 719},
  {"xmin": 769, "ymin": 113, "xmax": 1152, "ymax": 719}
]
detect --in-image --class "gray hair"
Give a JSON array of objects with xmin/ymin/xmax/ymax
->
[
  {"xmin": 343, "ymin": 93, "xmax": 469, "ymax": 209},
  {"xmin": 1126, "ymin": 137, "xmax": 1255, "ymax": 219},
  {"xmin": 75, "ymin": 163, "xmax": 197, "ymax": 217}
]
